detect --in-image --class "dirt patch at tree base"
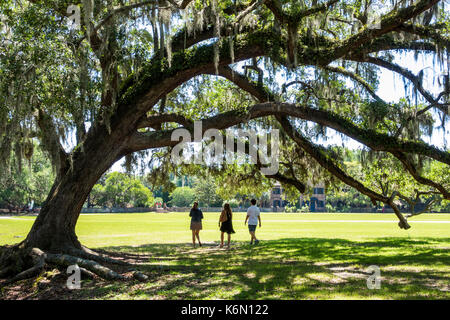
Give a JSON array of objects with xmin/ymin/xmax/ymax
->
[{"xmin": 0, "ymin": 250, "xmax": 149, "ymax": 300}]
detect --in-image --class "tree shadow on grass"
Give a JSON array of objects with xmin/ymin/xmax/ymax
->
[{"xmin": 70, "ymin": 238, "xmax": 450, "ymax": 299}]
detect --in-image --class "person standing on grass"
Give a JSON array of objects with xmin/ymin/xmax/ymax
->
[
  {"xmin": 245, "ymin": 199, "xmax": 261, "ymax": 245},
  {"xmin": 219, "ymin": 203, "xmax": 235, "ymax": 249},
  {"xmin": 189, "ymin": 201, "xmax": 203, "ymax": 248}
]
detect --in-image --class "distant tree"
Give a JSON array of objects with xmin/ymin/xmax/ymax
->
[
  {"xmin": 169, "ymin": 187, "xmax": 196, "ymax": 207},
  {"xmin": 89, "ymin": 184, "xmax": 107, "ymax": 208},
  {"xmin": 326, "ymin": 186, "xmax": 372, "ymax": 211},
  {"xmin": 0, "ymin": 143, "xmax": 54, "ymax": 210},
  {"xmin": 223, "ymin": 199, "xmax": 240, "ymax": 208},
  {"xmin": 193, "ymin": 176, "xmax": 223, "ymax": 207},
  {"xmin": 152, "ymin": 197, "xmax": 164, "ymax": 207},
  {"xmin": 90, "ymin": 172, "xmax": 154, "ymax": 208},
  {"xmin": 153, "ymin": 186, "xmax": 171, "ymax": 205}
]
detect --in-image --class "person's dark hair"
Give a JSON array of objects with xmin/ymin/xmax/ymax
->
[
  {"xmin": 192, "ymin": 202, "xmax": 198, "ymax": 209},
  {"xmin": 251, "ymin": 199, "xmax": 257, "ymax": 205},
  {"xmin": 224, "ymin": 203, "xmax": 232, "ymax": 215}
]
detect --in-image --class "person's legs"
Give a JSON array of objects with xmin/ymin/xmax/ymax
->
[
  {"xmin": 227, "ymin": 233, "xmax": 231, "ymax": 248},
  {"xmin": 252, "ymin": 226, "xmax": 259, "ymax": 244},
  {"xmin": 249, "ymin": 225, "xmax": 257, "ymax": 244},
  {"xmin": 192, "ymin": 230, "xmax": 196, "ymax": 247},
  {"xmin": 196, "ymin": 230, "xmax": 202, "ymax": 246},
  {"xmin": 220, "ymin": 232, "xmax": 224, "ymax": 248},
  {"xmin": 254, "ymin": 231, "xmax": 259, "ymax": 244}
]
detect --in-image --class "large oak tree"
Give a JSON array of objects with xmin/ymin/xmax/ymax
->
[{"xmin": 0, "ymin": 0, "xmax": 449, "ymax": 281}]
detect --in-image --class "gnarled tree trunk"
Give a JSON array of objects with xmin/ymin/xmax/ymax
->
[
  {"xmin": 0, "ymin": 123, "xmax": 134, "ymax": 282},
  {"xmin": 25, "ymin": 124, "xmax": 129, "ymax": 252}
]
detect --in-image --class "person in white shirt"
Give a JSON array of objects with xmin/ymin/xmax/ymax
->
[{"xmin": 245, "ymin": 199, "xmax": 261, "ymax": 245}]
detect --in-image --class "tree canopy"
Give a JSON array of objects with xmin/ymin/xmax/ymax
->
[{"xmin": 0, "ymin": 0, "xmax": 449, "ymax": 282}]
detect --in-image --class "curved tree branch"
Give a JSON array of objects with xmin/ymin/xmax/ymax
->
[
  {"xmin": 127, "ymin": 102, "xmax": 450, "ymax": 166},
  {"xmin": 396, "ymin": 23, "xmax": 450, "ymax": 48},
  {"xmin": 137, "ymin": 113, "xmax": 193, "ymax": 129},
  {"xmin": 276, "ymin": 115, "xmax": 411, "ymax": 229},
  {"xmin": 36, "ymin": 109, "xmax": 68, "ymax": 177},
  {"xmin": 210, "ymin": 66, "xmax": 275, "ymax": 102},
  {"xmin": 391, "ymin": 151, "xmax": 450, "ymax": 199},
  {"xmin": 322, "ymin": 65, "xmax": 386, "ymax": 103},
  {"xmin": 361, "ymin": 56, "xmax": 449, "ymax": 115},
  {"xmin": 332, "ymin": 0, "xmax": 440, "ymax": 62}
]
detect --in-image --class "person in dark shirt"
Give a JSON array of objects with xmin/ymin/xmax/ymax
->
[{"xmin": 189, "ymin": 202, "xmax": 203, "ymax": 248}]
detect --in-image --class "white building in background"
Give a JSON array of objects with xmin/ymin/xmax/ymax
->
[{"xmin": 270, "ymin": 182, "xmax": 326, "ymax": 212}]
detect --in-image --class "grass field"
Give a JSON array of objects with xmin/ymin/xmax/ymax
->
[{"xmin": 1, "ymin": 212, "xmax": 449, "ymax": 299}]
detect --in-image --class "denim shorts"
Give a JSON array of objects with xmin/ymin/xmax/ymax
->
[{"xmin": 248, "ymin": 224, "xmax": 257, "ymax": 232}]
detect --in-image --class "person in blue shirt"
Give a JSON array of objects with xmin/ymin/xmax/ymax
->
[{"xmin": 189, "ymin": 202, "xmax": 203, "ymax": 248}]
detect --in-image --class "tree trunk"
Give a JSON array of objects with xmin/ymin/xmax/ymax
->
[
  {"xmin": 23, "ymin": 126, "xmax": 126, "ymax": 253},
  {"xmin": 0, "ymin": 120, "xmax": 153, "ymax": 282},
  {"xmin": 24, "ymin": 175, "xmax": 95, "ymax": 252}
]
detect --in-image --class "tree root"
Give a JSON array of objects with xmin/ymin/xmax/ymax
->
[
  {"xmin": 132, "ymin": 271, "xmax": 149, "ymax": 282},
  {"xmin": 45, "ymin": 253, "xmax": 126, "ymax": 281},
  {"xmin": 67, "ymin": 246, "xmax": 130, "ymax": 266},
  {"xmin": 0, "ymin": 246, "xmax": 149, "ymax": 286},
  {"xmin": 4, "ymin": 248, "xmax": 46, "ymax": 285},
  {"xmin": 0, "ymin": 267, "xmax": 12, "ymax": 278},
  {"xmin": 79, "ymin": 267, "xmax": 96, "ymax": 279}
]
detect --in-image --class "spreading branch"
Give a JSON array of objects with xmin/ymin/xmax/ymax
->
[
  {"xmin": 322, "ymin": 65, "xmax": 386, "ymax": 104},
  {"xmin": 332, "ymin": 0, "xmax": 441, "ymax": 61},
  {"xmin": 138, "ymin": 113, "xmax": 193, "ymax": 129},
  {"xmin": 263, "ymin": 0, "xmax": 339, "ymax": 24},
  {"xmin": 396, "ymin": 23, "xmax": 450, "ymax": 48},
  {"xmin": 36, "ymin": 109, "xmax": 68, "ymax": 176},
  {"xmin": 128, "ymin": 102, "xmax": 450, "ymax": 167},
  {"xmin": 276, "ymin": 115, "xmax": 411, "ymax": 229},
  {"xmin": 362, "ymin": 56, "xmax": 449, "ymax": 115}
]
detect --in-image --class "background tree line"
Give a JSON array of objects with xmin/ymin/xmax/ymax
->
[{"xmin": 2, "ymin": 144, "xmax": 448, "ymax": 212}]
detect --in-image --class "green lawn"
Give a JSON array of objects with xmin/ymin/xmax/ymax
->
[{"xmin": 1, "ymin": 212, "xmax": 449, "ymax": 299}]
